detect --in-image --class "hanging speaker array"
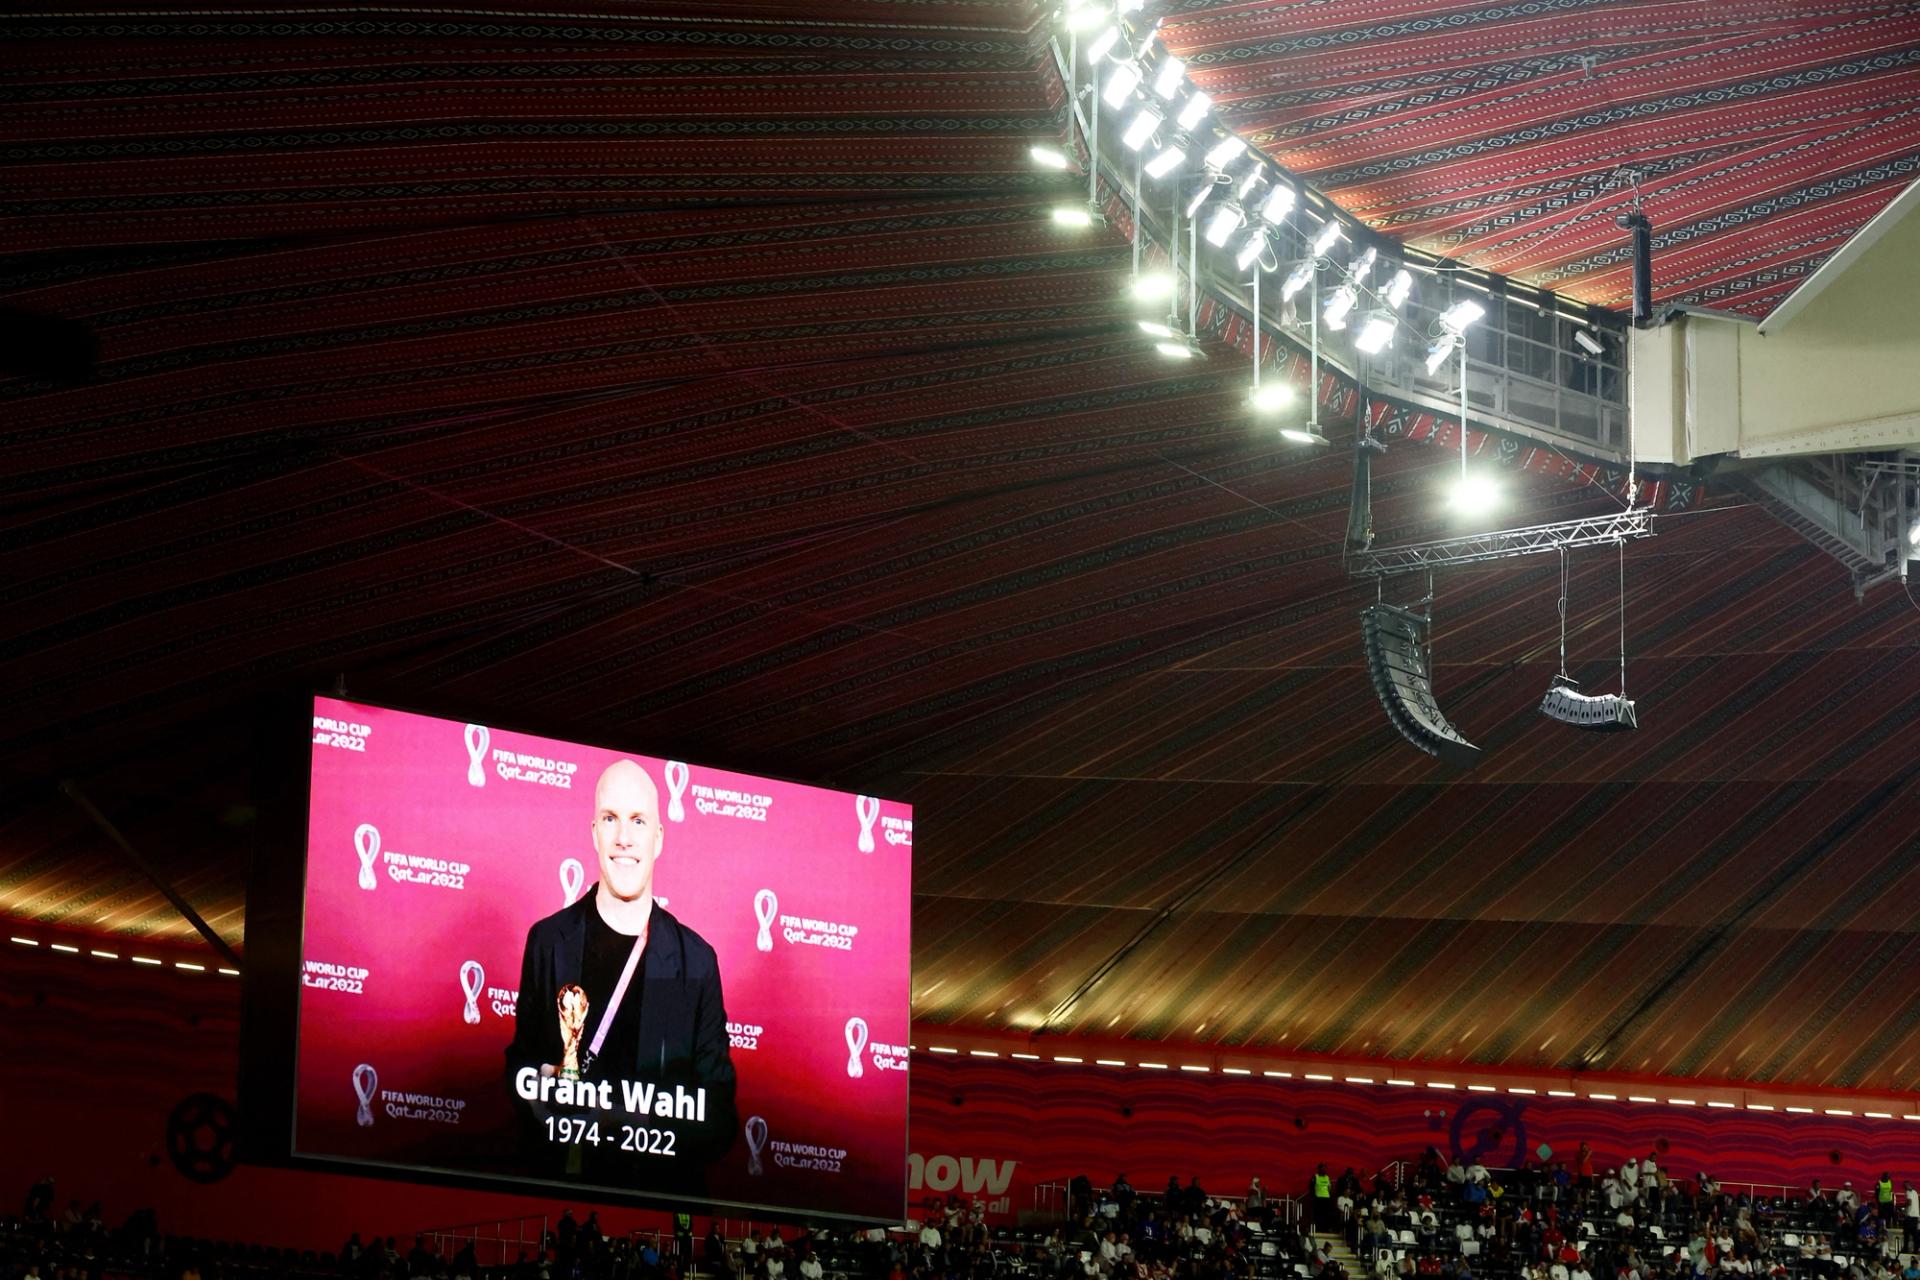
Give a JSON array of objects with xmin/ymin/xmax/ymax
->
[{"xmin": 1359, "ymin": 603, "xmax": 1482, "ymax": 769}]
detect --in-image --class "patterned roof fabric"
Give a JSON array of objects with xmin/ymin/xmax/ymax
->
[
  {"xmin": 1159, "ymin": 0, "xmax": 1920, "ymax": 319},
  {"xmin": 4, "ymin": 2, "xmax": 1920, "ymax": 1095}
]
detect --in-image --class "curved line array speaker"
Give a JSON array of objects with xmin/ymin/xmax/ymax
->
[
  {"xmin": 1539, "ymin": 678, "xmax": 1637, "ymax": 731},
  {"xmin": 1360, "ymin": 604, "xmax": 1481, "ymax": 769}
]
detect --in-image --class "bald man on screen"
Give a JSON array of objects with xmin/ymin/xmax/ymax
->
[{"xmin": 506, "ymin": 759, "xmax": 737, "ymax": 1191}]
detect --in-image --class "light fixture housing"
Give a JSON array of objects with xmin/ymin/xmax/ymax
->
[
  {"xmin": 1152, "ymin": 54, "xmax": 1185, "ymax": 99},
  {"xmin": 1154, "ymin": 340, "xmax": 1199, "ymax": 360},
  {"xmin": 1259, "ymin": 183, "xmax": 1296, "ymax": 225},
  {"xmin": 1029, "ymin": 144, "xmax": 1074, "ymax": 171},
  {"xmin": 1250, "ymin": 383, "xmax": 1296, "ymax": 413},
  {"xmin": 1121, "ymin": 106, "xmax": 1161, "ymax": 151},
  {"xmin": 1203, "ymin": 136, "xmax": 1247, "ymax": 170},
  {"xmin": 1065, "ymin": 5, "xmax": 1111, "ymax": 33},
  {"xmin": 1185, "ymin": 180, "xmax": 1216, "ymax": 218},
  {"xmin": 1281, "ymin": 260, "xmax": 1314, "ymax": 300},
  {"xmin": 1573, "ymin": 327, "xmax": 1605, "ymax": 356},
  {"xmin": 1084, "ymin": 24, "xmax": 1124, "ymax": 63},
  {"xmin": 1204, "ymin": 202, "xmax": 1245, "ymax": 247},
  {"xmin": 1312, "ymin": 221, "xmax": 1344, "ymax": 257},
  {"xmin": 1323, "ymin": 283, "xmax": 1358, "ymax": 329},
  {"xmin": 1144, "ymin": 143, "xmax": 1185, "ymax": 178},
  {"xmin": 1425, "ymin": 333, "xmax": 1460, "ymax": 374},
  {"xmin": 1438, "ymin": 299, "xmax": 1487, "ymax": 333},
  {"xmin": 1280, "ymin": 426, "xmax": 1331, "ymax": 447},
  {"xmin": 1051, "ymin": 205, "xmax": 1097, "ymax": 228},
  {"xmin": 1235, "ymin": 230, "xmax": 1267, "ymax": 271},
  {"xmin": 1102, "ymin": 63, "xmax": 1141, "ymax": 109},
  {"xmin": 1355, "ymin": 311, "xmax": 1396, "ymax": 354},
  {"xmin": 1383, "ymin": 269, "xmax": 1413, "ymax": 309},
  {"xmin": 1349, "ymin": 246, "xmax": 1378, "ymax": 283},
  {"xmin": 1130, "ymin": 272, "xmax": 1176, "ymax": 303},
  {"xmin": 1137, "ymin": 318, "xmax": 1177, "ymax": 338},
  {"xmin": 1175, "ymin": 91, "xmax": 1210, "ymax": 131},
  {"xmin": 1447, "ymin": 470, "xmax": 1501, "ymax": 516}
]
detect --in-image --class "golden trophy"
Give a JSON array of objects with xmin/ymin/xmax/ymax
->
[{"xmin": 557, "ymin": 984, "xmax": 590, "ymax": 1081}]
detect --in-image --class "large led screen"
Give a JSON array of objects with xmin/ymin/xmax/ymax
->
[{"xmin": 294, "ymin": 696, "xmax": 912, "ymax": 1220}]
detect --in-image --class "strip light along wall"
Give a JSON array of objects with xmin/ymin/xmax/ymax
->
[
  {"xmin": 9, "ymin": 931, "xmax": 240, "ymax": 978},
  {"xmin": 905, "ymin": 1040, "xmax": 1920, "ymax": 1120}
]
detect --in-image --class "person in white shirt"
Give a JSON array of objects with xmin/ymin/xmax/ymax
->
[
  {"xmin": 1604, "ymin": 1174, "xmax": 1625, "ymax": 1211},
  {"xmin": 798, "ymin": 1254, "xmax": 823, "ymax": 1280},
  {"xmin": 1550, "ymin": 1263, "xmax": 1569, "ymax": 1280},
  {"xmin": 919, "ymin": 1223, "xmax": 941, "ymax": 1251},
  {"xmin": 1571, "ymin": 1266, "xmax": 1593, "ymax": 1280},
  {"xmin": 1467, "ymin": 1163, "xmax": 1489, "ymax": 1186},
  {"xmin": 765, "ymin": 1256, "xmax": 785, "ymax": 1280},
  {"xmin": 1622, "ymin": 1159, "xmax": 1640, "ymax": 1195}
]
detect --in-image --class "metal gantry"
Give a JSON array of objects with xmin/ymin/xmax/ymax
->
[{"xmin": 1346, "ymin": 510, "xmax": 1655, "ymax": 577}]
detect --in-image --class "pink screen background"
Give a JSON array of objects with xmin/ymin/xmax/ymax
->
[{"xmin": 295, "ymin": 696, "xmax": 912, "ymax": 1221}]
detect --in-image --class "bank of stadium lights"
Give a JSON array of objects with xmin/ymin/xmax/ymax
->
[
  {"xmin": 1354, "ymin": 311, "xmax": 1396, "ymax": 355},
  {"xmin": 1152, "ymin": 54, "xmax": 1185, "ymax": 99},
  {"xmin": 1102, "ymin": 62, "xmax": 1141, "ymax": 109},
  {"xmin": 1030, "ymin": 144, "xmax": 1075, "ymax": 171},
  {"xmin": 1323, "ymin": 281, "xmax": 1359, "ymax": 330},
  {"xmin": 1424, "ymin": 299, "xmax": 1486, "ymax": 374},
  {"xmin": 1085, "ymin": 23, "xmax": 1124, "ymax": 63},
  {"xmin": 1203, "ymin": 136, "xmax": 1247, "ymax": 172},
  {"xmin": 1130, "ymin": 271, "xmax": 1176, "ymax": 303},
  {"xmin": 1145, "ymin": 142, "xmax": 1185, "ymax": 178},
  {"xmin": 1235, "ymin": 231, "xmax": 1268, "ymax": 272},
  {"xmin": 1259, "ymin": 183, "xmax": 1296, "ymax": 225}
]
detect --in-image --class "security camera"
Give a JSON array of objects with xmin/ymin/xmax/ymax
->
[{"xmin": 1573, "ymin": 328, "xmax": 1605, "ymax": 357}]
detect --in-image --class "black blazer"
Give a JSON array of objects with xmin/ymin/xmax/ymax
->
[{"xmin": 505, "ymin": 891, "xmax": 738, "ymax": 1179}]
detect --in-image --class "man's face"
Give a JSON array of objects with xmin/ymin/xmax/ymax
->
[{"xmin": 592, "ymin": 760, "xmax": 663, "ymax": 901}]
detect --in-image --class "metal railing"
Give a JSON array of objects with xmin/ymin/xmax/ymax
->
[{"xmin": 418, "ymin": 1216, "xmax": 549, "ymax": 1270}]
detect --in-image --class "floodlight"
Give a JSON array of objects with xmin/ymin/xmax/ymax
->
[
  {"xmin": 1355, "ymin": 311, "xmax": 1396, "ymax": 354},
  {"xmin": 1029, "ymin": 144, "xmax": 1074, "ymax": 171},
  {"xmin": 1152, "ymin": 55, "xmax": 1185, "ymax": 99},
  {"xmin": 1176, "ymin": 91, "xmax": 1210, "ymax": 131},
  {"xmin": 1185, "ymin": 181, "xmax": 1215, "ymax": 218},
  {"xmin": 1137, "ymin": 318, "xmax": 1176, "ymax": 338},
  {"xmin": 1911, "ymin": 517, "xmax": 1920, "ymax": 547},
  {"xmin": 1438, "ymin": 300, "xmax": 1485, "ymax": 333},
  {"xmin": 1383, "ymin": 269, "xmax": 1413, "ymax": 309},
  {"xmin": 1250, "ymin": 383, "xmax": 1296, "ymax": 413},
  {"xmin": 1154, "ymin": 340, "xmax": 1198, "ymax": 360},
  {"xmin": 1312, "ymin": 221, "xmax": 1344, "ymax": 257},
  {"xmin": 1102, "ymin": 64, "xmax": 1141, "ymax": 109},
  {"xmin": 1281, "ymin": 260, "xmax": 1314, "ymax": 300},
  {"xmin": 1323, "ymin": 283, "xmax": 1358, "ymax": 329},
  {"xmin": 1573, "ymin": 327, "xmax": 1605, "ymax": 356},
  {"xmin": 1121, "ymin": 106, "xmax": 1161, "ymax": 151},
  {"xmin": 1280, "ymin": 426, "xmax": 1330, "ymax": 447},
  {"xmin": 1204, "ymin": 202, "xmax": 1245, "ymax": 247},
  {"xmin": 1130, "ymin": 272, "xmax": 1175, "ymax": 303},
  {"xmin": 1237, "ymin": 164, "xmax": 1263, "ymax": 200},
  {"xmin": 1085, "ymin": 24, "xmax": 1123, "ymax": 63},
  {"xmin": 1447, "ymin": 470, "xmax": 1500, "ymax": 515},
  {"xmin": 1144, "ymin": 144, "xmax": 1185, "ymax": 178},
  {"xmin": 1065, "ymin": 5, "xmax": 1111, "ymax": 32},
  {"xmin": 1117, "ymin": 0, "xmax": 1146, "ymax": 11},
  {"xmin": 1203, "ymin": 137, "xmax": 1247, "ymax": 170},
  {"xmin": 1424, "ymin": 333, "xmax": 1459, "ymax": 374},
  {"xmin": 1051, "ymin": 206, "xmax": 1096, "ymax": 227},
  {"xmin": 1259, "ymin": 183, "xmax": 1296, "ymax": 225},
  {"xmin": 1540, "ymin": 676, "xmax": 1637, "ymax": 731},
  {"xmin": 1235, "ymin": 230, "xmax": 1266, "ymax": 271},
  {"xmin": 1361, "ymin": 604, "xmax": 1482, "ymax": 769},
  {"xmin": 1350, "ymin": 246, "xmax": 1378, "ymax": 283}
]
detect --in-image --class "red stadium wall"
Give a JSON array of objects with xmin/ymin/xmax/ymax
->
[
  {"xmin": 8, "ymin": 942, "xmax": 1920, "ymax": 1250},
  {"xmin": 905, "ymin": 1057, "xmax": 1920, "ymax": 1217}
]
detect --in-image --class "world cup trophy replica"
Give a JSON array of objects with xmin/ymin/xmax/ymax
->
[{"xmin": 557, "ymin": 984, "xmax": 590, "ymax": 1081}]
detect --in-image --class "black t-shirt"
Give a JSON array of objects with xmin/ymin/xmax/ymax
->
[{"xmin": 581, "ymin": 904, "xmax": 647, "ymax": 1081}]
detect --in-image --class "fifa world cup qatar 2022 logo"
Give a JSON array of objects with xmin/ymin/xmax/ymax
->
[
  {"xmin": 855, "ymin": 795, "xmax": 880, "ymax": 853},
  {"xmin": 559, "ymin": 858, "xmax": 585, "ymax": 907},
  {"xmin": 745, "ymin": 1115, "xmax": 769, "ymax": 1176},
  {"xmin": 665, "ymin": 761, "xmax": 690, "ymax": 822},
  {"xmin": 355, "ymin": 823, "xmax": 380, "ymax": 891},
  {"xmin": 459, "ymin": 961, "xmax": 485, "ymax": 1025},
  {"xmin": 754, "ymin": 889, "xmax": 778, "ymax": 952},
  {"xmin": 844, "ymin": 1017, "xmax": 868, "ymax": 1079},
  {"xmin": 465, "ymin": 724, "xmax": 489, "ymax": 787},
  {"xmin": 352, "ymin": 1063, "xmax": 378, "ymax": 1127}
]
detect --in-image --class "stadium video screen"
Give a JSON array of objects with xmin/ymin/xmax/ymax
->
[{"xmin": 293, "ymin": 696, "xmax": 912, "ymax": 1220}]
